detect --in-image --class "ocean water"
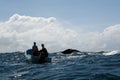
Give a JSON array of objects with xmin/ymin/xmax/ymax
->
[{"xmin": 0, "ymin": 51, "xmax": 120, "ymax": 80}]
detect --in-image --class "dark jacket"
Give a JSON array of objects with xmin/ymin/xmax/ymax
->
[{"xmin": 41, "ymin": 48, "xmax": 48, "ymax": 57}]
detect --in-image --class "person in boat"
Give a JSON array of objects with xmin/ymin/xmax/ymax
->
[
  {"xmin": 39, "ymin": 44, "xmax": 48, "ymax": 63},
  {"xmin": 32, "ymin": 42, "xmax": 39, "ymax": 56}
]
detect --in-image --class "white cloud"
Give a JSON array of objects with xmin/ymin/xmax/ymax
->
[{"xmin": 0, "ymin": 14, "xmax": 120, "ymax": 52}]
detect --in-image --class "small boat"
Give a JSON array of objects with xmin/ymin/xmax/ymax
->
[{"xmin": 25, "ymin": 49, "xmax": 51, "ymax": 63}]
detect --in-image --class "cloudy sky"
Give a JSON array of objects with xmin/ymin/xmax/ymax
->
[{"xmin": 0, "ymin": 0, "xmax": 120, "ymax": 52}]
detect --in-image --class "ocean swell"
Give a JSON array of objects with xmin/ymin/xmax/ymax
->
[{"xmin": 0, "ymin": 51, "xmax": 120, "ymax": 80}]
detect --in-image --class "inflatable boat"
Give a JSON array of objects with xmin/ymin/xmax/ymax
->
[{"xmin": 25, "ymin": 49, "xmax": 51, "ymax": 63}]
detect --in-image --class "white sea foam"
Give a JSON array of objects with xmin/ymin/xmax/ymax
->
[{"xmin": 103, "ymin": 50, "xmax": 119, "ymax": 56}]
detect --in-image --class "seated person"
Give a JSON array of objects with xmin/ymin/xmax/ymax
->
[
  {"xmin": 32, "ymin": 42, "xmax": 39, "ymax": 56},
  {"xmin": 39, "ymin": 44, "xmax": 48, "ymax": 63}
]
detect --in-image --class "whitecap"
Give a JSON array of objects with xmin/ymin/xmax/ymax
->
[{"xmin": 103, "ymin": 50, "xmax": 119, "ymax": 56}]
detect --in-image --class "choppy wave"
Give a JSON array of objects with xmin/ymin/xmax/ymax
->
[
  {"xmin": 103, "ymin": 50, "xmax": 120, "ymax": 56},
  {"xmin": 0, "ymin": 51, "xmax": 120, "ymax": 80}
]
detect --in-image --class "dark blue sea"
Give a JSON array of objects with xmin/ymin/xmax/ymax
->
[{"xmin": 0, "ymin": 50, "xmax": 120, "ymax": 80}]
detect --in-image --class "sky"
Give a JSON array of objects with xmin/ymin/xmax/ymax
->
[{"xmin": 0, "ymin": 0, "xmax": 120, "ymax": 52}]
